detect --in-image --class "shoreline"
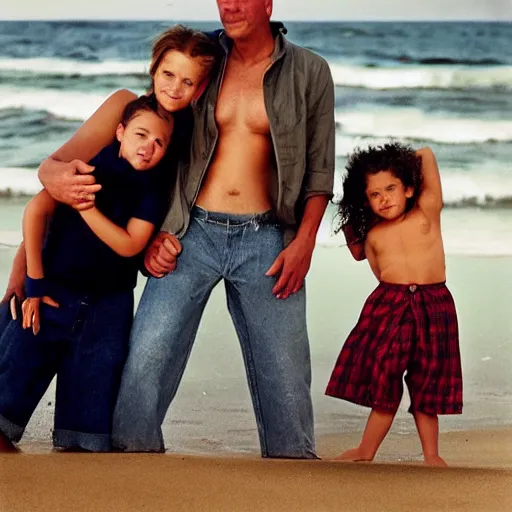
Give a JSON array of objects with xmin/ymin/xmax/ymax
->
[
  {"xmin": 2, "ymin": 197, "xmax": 512, "ymax": 257},
  {"xmin": 12, "ymin": 425, "xmax": 512, "ymax": 469}
]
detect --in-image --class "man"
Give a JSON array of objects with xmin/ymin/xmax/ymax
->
[
  {"xmin": 4, "ymin": 0, "xmax": 334, "ymax": 457},
  {"xmin": 112, "ymin": 0, "xmax": 334, "ymax": 457}
]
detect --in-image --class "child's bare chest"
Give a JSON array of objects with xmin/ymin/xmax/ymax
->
[{"xmin": 374, "ymin": 212, "xmax": 435, "ymax": 255}]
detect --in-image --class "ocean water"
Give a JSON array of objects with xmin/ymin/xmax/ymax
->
[{"xmin": 0, "ymin": 20, "xmax": 511, "ymax": 254}]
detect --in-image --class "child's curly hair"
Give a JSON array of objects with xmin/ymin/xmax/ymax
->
[{"xmin": 336, "ymin": 142, "xmax": 423, "ymax": 241}]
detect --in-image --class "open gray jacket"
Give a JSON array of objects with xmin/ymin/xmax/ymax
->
[{"xmin": 160, "ymin": 23, "xmax": 335, "ymax": 246}]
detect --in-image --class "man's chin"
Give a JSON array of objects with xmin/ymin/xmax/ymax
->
[{"xmin": 222, "ymin": 23, "xmax": 249, "ymax": 40}]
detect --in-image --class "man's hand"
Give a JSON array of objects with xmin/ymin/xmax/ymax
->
[
  {"xmin": 266, "ymin": 237, "xmax": 315, "ymax": 299},
  {"xmin": 144, "ymin": 232, "xmax": 182, "ymax": 278},
  {"xmin": 22, "ymin": 296, "xmax": 59, "ymax": 336},
  {"xmin": 39, "ymin": 158, "xmax": 100, "ymax": 211}
]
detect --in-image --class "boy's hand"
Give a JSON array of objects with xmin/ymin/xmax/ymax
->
[
  {"xmin": 39, "ymin": 158, "xmax": 100, "ymax": 211},
  {"xmin": 144, "ymin": 232, "xmax": 182, "ymax": 277},
  {"xmin": 22, "ymin": 296, "xmax": 59, "ymax": 335}
]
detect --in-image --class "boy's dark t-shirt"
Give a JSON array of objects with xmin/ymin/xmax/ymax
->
[{"xmin": 42, "ymin": 142, "xmax": 166, "ymax": 294}]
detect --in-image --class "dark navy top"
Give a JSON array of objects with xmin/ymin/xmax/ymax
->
[{"xmin": 42, "ymin": 142, "xmax": 167, "ymax": 294}]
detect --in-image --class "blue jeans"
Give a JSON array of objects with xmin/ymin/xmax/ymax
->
[
  {"xmin": 113, "ymin": 207, "xmax": 315, "ymax": 457},
  {"xmin": 0, "ymin": 285, "xmax": 132, "ymax": 451}
]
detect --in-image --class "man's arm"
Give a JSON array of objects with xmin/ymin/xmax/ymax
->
[
  {"xmin": 417, "ymin": 147, "xmax": 443, "ymax": 216},
  {"xmin": 266, "ymin": 57, "xmax": 335, "ymax": 299},
  {"xmin": 39, "ymin": 89, "xmax": 137, "ymax": 209},
  {"xmin": 303, "ymin": 57, "xmax": 336, "ymax": 204},
  {"xmin": 79, "ymin": 208, "xmax": 156, "ymax": 258}
]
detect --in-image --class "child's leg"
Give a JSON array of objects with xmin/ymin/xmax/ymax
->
[
  {"xmin": 413, "ymin": 411, "xmax": 447, "ymax": 466},
  {"xmin": 53, "ymin": 291, "xmax": 133, "ymax": 452},
  {"xmin": 334, "ymin": 408, "xmax": 396, "ymax": 461},
  {"xmin": 0, "ymin": 316, "xmax": 62, "ymax": 451},
  {"xmin": 406, "ymin": 284, "xmax": 462, "ymax": 467}
]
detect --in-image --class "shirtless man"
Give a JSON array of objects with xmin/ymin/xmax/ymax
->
[
  {"xmin": 5, "ymin": 0, "xmax": 335, "ymax": 457},
  {"xmin": 113, "ymin": 0, "xmax": 334, "ymax": 456},
  {"xmin": 326, "ymin": 143, "xmax": 463, "ymax": 466}
]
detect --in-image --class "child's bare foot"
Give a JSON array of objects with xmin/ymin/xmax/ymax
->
[
  {"xmin": 424, "ymin": 455, "xmax": 448, "ymax": 467},
  {"xmin": 332, "ymin": 447, "xmax": 374, "ymax": 462},
  {"xmin": 0, "ymin": 433, "xmax": 20, "ymax": 453}
]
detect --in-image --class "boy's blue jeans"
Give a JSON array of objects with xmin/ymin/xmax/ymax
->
[
  {"xmin": 0, "ymin": 285, "xmax": 132, "ymax": 451},
  {"xmin": 113, "ymin": 207, "xmax": 316, "ymax": 458}
]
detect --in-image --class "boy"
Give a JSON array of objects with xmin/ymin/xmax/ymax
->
[
  {"xmin": 0, "ymin": 95, "xmax": 173, "ymax": 452},
  {"xmin": 326, "ymin": 143, "xmax": 463, "ymax": 466}
]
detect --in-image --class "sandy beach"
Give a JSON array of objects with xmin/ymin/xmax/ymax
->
[{"xmin": 1, "ymin": 436, "xmax": 511, "ymax": 512}]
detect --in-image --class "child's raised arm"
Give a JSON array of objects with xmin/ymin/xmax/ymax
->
[
  {"xmin": 79, "ymin": 208, "xmax": 156, "ymax": 258},
  {"xmin": 417, "ymin": 147, "xmax": 443, "ymax": 215}
]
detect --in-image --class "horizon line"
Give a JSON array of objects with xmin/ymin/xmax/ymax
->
[{"xmin": 1, "ymin": 17, "xmax": 511, "ymax": 23}]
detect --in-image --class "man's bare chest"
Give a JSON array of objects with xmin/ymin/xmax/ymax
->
[{"xmin": 215, "ymin": 60, "xmax": 270, "ymax": 134}]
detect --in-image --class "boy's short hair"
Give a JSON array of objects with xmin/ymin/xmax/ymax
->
[
  {"xmin": 150, "ymin": 24, "xmax": 221, "ymax": 78},
  {"xmin": 120, "ymin": 94, "xmax": 172, "ymax": 127},
  {"xmin": 337, "ymin": 142, "xmax": 423, "ymax": 241}
]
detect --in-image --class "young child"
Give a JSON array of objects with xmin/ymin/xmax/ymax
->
[
  {"xmin": 0, "ymin": 95, "xmax": 172, "ymax": 453},
  {"xmin": 326, "ymin": 143, "xmax": 463, "ymax": 467}
]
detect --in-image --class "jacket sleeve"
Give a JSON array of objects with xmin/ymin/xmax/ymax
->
[{"xmin": 304, "ymin": 58, "xmax": 335, "ymax": 201}]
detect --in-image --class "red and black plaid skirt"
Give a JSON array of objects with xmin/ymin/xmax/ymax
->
[{"xmin": 325, "ymin": 282, "xmax": 463, "ymax": 415}]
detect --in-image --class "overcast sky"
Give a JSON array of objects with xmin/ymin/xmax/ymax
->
[{"xmin": 2, "ymin": 0, "xmax": 511, "ymax": 21}]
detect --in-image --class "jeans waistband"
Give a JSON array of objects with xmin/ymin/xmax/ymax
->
[{"xmin": 191, "ymin": 206, "xmax": 277, "ymax": 226}]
